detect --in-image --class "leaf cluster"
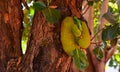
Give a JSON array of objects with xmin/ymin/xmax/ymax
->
[
  {"xmin": 33, "ymin": 1, "xmax": 61, "ymax": 23},
  {"xmin": 71, "ymin": 49, "xmax": 89, "ymax": 70}
]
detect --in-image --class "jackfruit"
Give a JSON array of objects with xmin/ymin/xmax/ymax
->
[
  {"xmin": 61, "ymin": 17, "xmax": 90, "ymax": 55},
  {"xmin": 77, "ymin": 21, "xmax": 91, "ymax": 48}
]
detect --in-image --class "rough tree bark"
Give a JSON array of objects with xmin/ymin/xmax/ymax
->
[{"xmin": 0, "ymin": 0, "xmax": 23, "ymax": 71}]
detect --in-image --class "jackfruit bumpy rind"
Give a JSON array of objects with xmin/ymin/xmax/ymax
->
[
  {"xmin": 77, "ymin": 21, "xmax": 91, "ymax": 48},
  {"xmin": 61, "ymin": 17, "xmax": 81, "ymax": 55},
  {"xmin": 61, "ymin": 17, "xmax": 91, "ymax": 55}
]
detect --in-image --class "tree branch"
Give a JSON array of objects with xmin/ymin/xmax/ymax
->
[
  {"xmin": 91, "ymin": 41, "xmax": 102, "ymax": 46},
  {"xmin": 105, "ymin": 46, "xmax": 117, "ymax": 63},
  {"xmin": 91, "ymin": 28, "xmax": 104, "ymax": 41}
]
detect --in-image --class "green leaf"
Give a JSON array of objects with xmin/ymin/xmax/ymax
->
[
  {"xmin": 107, "ymin": 24, "xmax": 119, "ymax": 40},
  {"xmin": 93, "ymin": 46, "xmax": 104, "ymax": 60},
  {"xmin": 114, "ymin": 54, "xmax": 120, "ymax": 62},
  {"xmin": 29, "ymin": 6, "xmax": 35, "ymax": 16},
  {"xmin": 109, "ymin": 58, "xmax": 114, "ymax": 67},
  {"xmin": 102, "ymin": 24, "xmax": 119, "ymax": 41},
  {"xmin": 33, "ymin": 1, "xmax": 47, "ymax": 11},
  {"xmin": 109, "ymin": 58, "xmax": 118, "ymax": 68},
  {"xmin": 42, "ymin": 8, "xmax": 61, "ymax": 23},
  {"xmin": 71, "ymin": 48, "xmax": 89, "ymax": 70},
  {"xmin": 102, "ymin": 27, "xmax": 109, "ymax": 41},
  {"xmin": 73, "ymin": 17, "xmax": 83, "ymax": 31}
]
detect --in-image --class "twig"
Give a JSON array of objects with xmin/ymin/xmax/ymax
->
[
  {"xmin": 91, "ymin": 41, "xmax": 102, "ymax": 44},
  {"xmin": 105, "ymin": 46, "xmax": 116, "ymax": 63},
  {"xmin": 91, "ymin": 28, "xmax": 104, "ymax": 41}
]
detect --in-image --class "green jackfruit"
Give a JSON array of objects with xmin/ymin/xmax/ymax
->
[
  {"xmin": 77, "ymin": 21, "xmax": 91, "ymax": 48},
  {"xmin": 61, "ymin": 17, "xmax": 90, "ymax": 55}
]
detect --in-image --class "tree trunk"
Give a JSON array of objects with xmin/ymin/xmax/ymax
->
[
  {"xmin": 18, "ymin": 0, "xmax": 83, "ymax": 71},
  {"xmin": 0, "ymin": 0, "xmax": 23, "ymax": 71},
  {"xmin": 17, "ymin": 0, "xmax": 87, "ymax": 72}
]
